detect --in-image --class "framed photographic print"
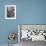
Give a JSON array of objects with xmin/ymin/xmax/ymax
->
[
  {"xmin": 5, "ymin": 5, "xmax": 16, "ymax": 19},
  {"xmin": 18, "ymin": 24, "xmax": 46, "ymax": 42}
]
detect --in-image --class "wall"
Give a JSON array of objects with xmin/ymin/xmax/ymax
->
[
  {"xmin": 16, "ymin": 0, "xmax": 46, "ymax": 24},
  {"xmin": 0, "ymin": 0, "xmax": 46, "ymax": 44},
  {"xmin": 0, "ymin": 0, "xmax": 17, "ymax": 44}
]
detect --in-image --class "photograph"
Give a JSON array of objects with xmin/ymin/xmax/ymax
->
[
  {"xmin": 5, "ymin": 5, "xmax": 16, "ymax": 19},
  {"xmin": 18, "ymin": 24, "xmax": 46, "ymax": 46}
]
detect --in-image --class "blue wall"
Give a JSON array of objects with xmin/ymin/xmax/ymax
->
[
  {"xmin": 17, "ymin": 0, "xmax": 46, "ymax": 24},
  {"xmin": 0, "ymin": 0, "xmax": 46, "ymax": 44}
]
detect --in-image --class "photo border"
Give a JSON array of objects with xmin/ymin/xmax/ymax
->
[{"xmin": 5, "ymin": 5, "xmax": 16, "ymax": 19}]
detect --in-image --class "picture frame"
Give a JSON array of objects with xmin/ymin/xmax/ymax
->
[
  {"xmin": 18, "ymin": 24, "xmax": 46, "ymax": 42},
  {"xmin": 5, "ymin": 5, "xmax": 16, "ymax": 19}
]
